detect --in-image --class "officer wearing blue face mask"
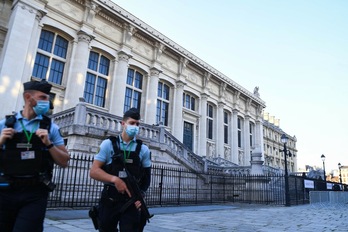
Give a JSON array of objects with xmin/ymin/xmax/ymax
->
[
  {"xmin": 90, "ymin": 107, "xmax": 151, "ymax": 232},
  {"xmin": 0, "ymin": 79, "xmax": 70, "ymax": 232}
]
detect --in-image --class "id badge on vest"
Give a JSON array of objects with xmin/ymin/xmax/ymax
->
[
  {"xmin": 21, "ymin": 150, "xmax": 35, "ymax": 160},
  {"xmin": 118, "ymin": 168, "xmax": 128, "ymax": 178}
]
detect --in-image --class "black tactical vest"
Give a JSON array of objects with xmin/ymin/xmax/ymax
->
[
  {"xmin": 103, "ymin": 136, "xmax": 143, "ymax": 181},
  {"xmin": 0, "ymin": 114, "xmax": 54, "ymax": 177}
]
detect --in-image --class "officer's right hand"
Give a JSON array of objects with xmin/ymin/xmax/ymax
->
[
  {"xmin": 0, "ymin": 128, "xmax": 15, "ymax": 145},
  {"xmin": 112, "ymin": 176, "xmax": 131, "ymax": 197}
]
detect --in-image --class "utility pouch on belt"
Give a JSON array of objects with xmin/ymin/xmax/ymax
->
[{"xmin": 89, "ymin": 205, "xmax": 99, "ymax": 230}]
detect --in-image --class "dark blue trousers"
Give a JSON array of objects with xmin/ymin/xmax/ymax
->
[
  {"xmin": 0, "ymin": 185, "xmax": 49, "ymax": 232},
  {"xmin": 98, "ymin": 186, "xmax": 141, "ymax": 232}
]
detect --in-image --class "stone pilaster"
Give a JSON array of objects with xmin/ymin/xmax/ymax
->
[
  {"xmin": 64, "ymin": 31, "xmax": 93, "ymax": 109},
  {"xmin": 112, "ymin": 51, "xmax": 131, "ymax": 116},
  {"xmin": 146, "ymin": 67, "xmax": 161, "ymax": 125},
  {"xmin": 244, "ymin": 115, "xmax": 251, "ymax": 165},
  {"xmin": 172, "ymin": 80, "xmax": 186, "ymax": 140},
  {"xmin": 0, "ymin": 1, "xmax": 46, "ymax": 114},
  {"xmin": 231, "ymin": 109, "xmax": 239, "ymax": 164},
  {"xmin": 216, "ymin": 102, "xmax": 225, "ymax": 158},
  {"xmin": 199, "ymin": 93, "xmax": 208, "ymax": 157}
]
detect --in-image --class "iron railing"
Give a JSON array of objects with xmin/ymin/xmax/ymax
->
[{"xmin": 47, "ymin": 154, "xmax": 346, "ymax": 209}]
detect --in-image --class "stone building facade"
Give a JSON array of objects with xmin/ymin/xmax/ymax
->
[
  {"xmin": 262, "ymin": 113, "xmax": 297, "ymax": 173},
  {"xmin": 0, "ymin": 0, "xmax": 297, "ymax": 173}
]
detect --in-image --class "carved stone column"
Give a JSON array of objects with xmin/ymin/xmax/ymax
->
[
  {"xmin": 146, "ymin": 67, "xmax": 161, "ymax": 125},
  {"xmin": 216, "ymin": 102, "xmax": 225, "ymax": 158},
  {"xmin": 64, "ymin": 31, "xmax": 93, "ymax": 109},
  {"xmin": 199, "ymin": 93, "xmax": 208, "ymax": 157},
  {"xmin": 0, "ymin": 1, "xmax": 46, "ymax": 113},
  {"xmin": 244, "ymin": 115, "xmax": 251, "ymax": 165},
  {"xmin": 231, "ymin": 109, "xmax": 239, "ymax": 164},
  {"xmin": 172, "ymin": 80, "xmax": 185, "ymax": 141},
  {"xmin": 113, "ymin": 51, "xmax": 131, "ymax": 117}
]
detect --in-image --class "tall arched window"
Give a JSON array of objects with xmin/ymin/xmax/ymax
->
[
  {"xmin": 157, "ymin": 81, "xmax": 170, "ymax": 126},
  {"xmin": 124, "ymin": 68, "xmax": 143, "ymax": 112},
  {"xmin": 183, "ymin": 92, "xmax": 196, "ymax": 111},
  {"xmin": 207, "ymin": 103, "xmax": 214, "ymax": 139},
  {"xmin": 237, "ymin": 117, "xmax": 243, "ymax": 148},
  {"xmin": 32, "ymin": 29, "xmax": 69, "ymax": 85},
  {"xmin": 249, "ymin": 122, "xmax": 255, "ymax": 147},
  {"xmin": 83, "ymin": 51, "xmax": 109, "ymax": 107},
  {"xmin": 224, "ymin": 110, "xmax": 229, "ymax": 144}
]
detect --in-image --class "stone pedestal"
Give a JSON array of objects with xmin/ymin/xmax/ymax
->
[{"xmin": 250, "ymin": 147, "xmax": 264, "ymax": 175}]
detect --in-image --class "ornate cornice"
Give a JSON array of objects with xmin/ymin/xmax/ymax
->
[
  {"xmin": 88, "ymin": 1, "xmax": 266, "ymax": 107},
  {"xmin": 98, "ymin": 11, "xmax": 123, "ymax": 27},
  {"xmin": 134, "ymin": 33, "xmax": 155, "ymax": 47}
]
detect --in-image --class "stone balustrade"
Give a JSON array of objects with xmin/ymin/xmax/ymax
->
[{"xmin": 51, "ymin": 101, "xmax": 255, "ymax": 174}]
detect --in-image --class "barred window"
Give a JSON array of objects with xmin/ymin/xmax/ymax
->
[
  {"xmin": 83, "ymin": 51, "xmax": 109, "ymax": 107},
  {"xmin": 32, "ymin": 30, "xmax": 69, "ymax": 85},
  {"xmin": 156, "ymin": 82, "xmax": 170, "ymax": 126},
  {"xmin": 124, "ymin": 68, "xmax": 143, "ymax": 113}
]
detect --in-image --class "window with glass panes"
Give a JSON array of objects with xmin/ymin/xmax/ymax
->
[
  {"xmin": 183, "ymin": 92, "xmax": 195, "ymax": 111},
  {"xmin": 249, "ymin": 122, "xmax": 255, "ymax": 147},
  {"xmin": 207, "ymin": 104, "xmax": 214, "ymax": 139},
  {"xmin": 237, "ymin": 117, "xmax": 242, "ymax": 148},
  {"xmin": 32, "ymin": 30, "xmax": 68, "ymax": 85},
  {"xmin": 156, "ymin": 82, "xmax": 170, "ymax": 126},
  {"xmin": 83, "ymin": 51, "xmax": 109, "ymax": 107},
  {"xmin": 124, "ymin": 68, "xmax": 143, "ymax": 113},
  {"xmin": 224, "ymin": 111, "xmax": 229, "ymax": 144}
]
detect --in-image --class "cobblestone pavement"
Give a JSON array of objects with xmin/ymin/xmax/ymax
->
[{"xmin": 44, "ymin": 203, "xmax": 348, "ymax": 232}]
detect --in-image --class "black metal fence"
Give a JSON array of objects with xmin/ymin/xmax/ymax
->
[{"xmin": 47, "ymin": 154, "xmax": 345, "ymax": 209}]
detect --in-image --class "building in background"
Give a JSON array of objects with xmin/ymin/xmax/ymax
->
[
  {"xmin": 262, "ymin": 112, "xmax": 297, "ymax": 173},
  {"xmin": 0, "ymin": 0, "xmax": 296, "ymax": 174}
]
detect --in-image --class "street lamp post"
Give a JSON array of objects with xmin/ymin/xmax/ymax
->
[
  {"xmin": 321, "ymin": 154, "xmax": 326, "ymax": 181},
  {"xmin": 281, "ymin": 134, "xmax": 290, "ymax": 207},
  {"xmin": 338, "ymin": 163, "xmax": 342, "ymax": 185}
]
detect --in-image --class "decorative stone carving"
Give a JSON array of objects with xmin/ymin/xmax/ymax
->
[
  {"xmin": 85, "ymin": 2, "xmax": 100, "ymax": 23},
  {"xmin": 238, "ymin": 150, "xmax": 244, "ymax": 165},
  {"xmin": 117, "ymin": 51, "xmax": 131, "ymax": 62},
  {"xmin": 154, "ymin": 42, "xmax": 165, "ymax": 62},
  {"xmin": 219, "ymin": 82, "xmax": 227, "ymax": 98},
  {"xmin": 77, "ymin": 31, "xmax": 93, "ymax": 43},
  {"xmin": 203, "ymin": 72, "xmax": 211, "ymax": 89},
  {"xmin": 150, "ymin": 67, "xmax": 161, "ymax": 77},
  {"xmin": 122, "ymin": 23, "xmax": 136, "ymax": 44},
  {"xmin": 178, "ymin": 57, "xmax": 188, "ymax": 76},
  {"xmin": 253, "ymin": 86, "xmax": 260, "ymax": 97}
]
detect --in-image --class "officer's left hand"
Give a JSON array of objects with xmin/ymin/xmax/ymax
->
[
  {"xmin": 36, "ymin": 129, "xmax": 50, "ymax": 146},
  {"xmin": 134, "ymin": 200, "xmax": 142, "ymax": 211}
]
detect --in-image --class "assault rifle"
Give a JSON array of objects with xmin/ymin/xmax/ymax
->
[{"xmin": 119, "ymin": 167, "xmax": 154, "ymax": 223}]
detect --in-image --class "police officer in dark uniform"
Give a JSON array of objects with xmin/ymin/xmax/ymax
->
[
  {"xmin": 90, "ymin": 108, "xmax": 151, "ymax": 232},
  {"xmin": 0, "ymin": 80, "xmax": 70, "ymax": 232}
]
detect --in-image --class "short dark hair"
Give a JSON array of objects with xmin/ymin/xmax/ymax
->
[{"xmin": 123, "ymin": 107, "xmax": 140, "ymax": 120}]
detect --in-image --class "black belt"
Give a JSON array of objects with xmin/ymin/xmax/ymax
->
[{"xmin": 8, "ymin": 176, "xmax": 42, "ymax": 188}]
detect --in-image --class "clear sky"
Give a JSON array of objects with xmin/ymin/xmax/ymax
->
[{"xmin": 112, "ymin": 0, "xmax": 348, "ymax": 172}]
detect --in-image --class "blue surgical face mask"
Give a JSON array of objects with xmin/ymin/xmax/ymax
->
[
  {"xmin": 33, "ymin": 100, "xmax": 50, "ymax": 116},
  {"xmin": 125, "ymin": 124, "xmax": 139, "ymax": 137}
]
